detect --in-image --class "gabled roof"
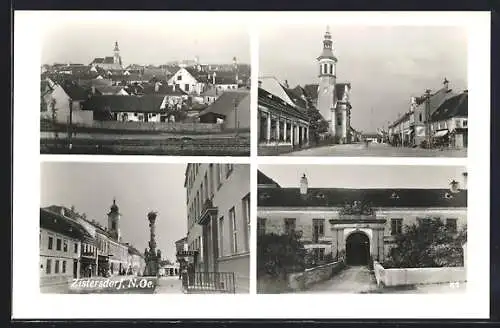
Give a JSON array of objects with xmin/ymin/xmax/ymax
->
[
  {"xmin": 258, "ymin": 88, "xmax": 309, "ymax": 121},
  {"xmin": 430, "ymin": 92, "xmax": 468, "ymax": 122},
  {"xmin": 95, "ymin": 85, "xmax": 128, "ymax": 95},
  {"xmin": 103, "ymin": 57, "xmax": 115, "ymax": 64},
  {"xmin": 82, "ymin": 95, "xmax": 165, "ymax": 113},
  {"xmin": 283, "ymin": 87, "xmax": 307, "ymax": 110},
  {"xmin": 198, "ymin": 89, "xmax": 249, "ymax": 117},
  {"xmin": 258, "ymin": 187, "xmax": 467, "ymax": 208},
  {"xmin": 259, "ymin": 76, "xmax": 298, "ymax": 109},
  {"xmin": 40, "ymin": 208, "xmax": 95, "ymax": 243}
]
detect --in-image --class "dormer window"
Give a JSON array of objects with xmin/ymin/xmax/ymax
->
[
  {"xmin": 444, "ymin": 192, "xmax": 454, "ymax": 199},
  {"xmin": 390, "ymin": 192, "xmax": 400, "ymax": 199},
  {"xmin": 259, "ymin": 193, "xmax": 271, "ymax": 200},
  {"xmin": 316, "ymin": 192, "xmax": 325, "ymax": 199}
]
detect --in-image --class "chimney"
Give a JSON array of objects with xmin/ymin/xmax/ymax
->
[
  {"xmin": 284, "ymin": 80, "xmax": 289, "ymax": 88},
  {"xmin": 300, "ymin": 173, "xmax": 308, "ymax": 195},
  {"xmin": 212, "ymin": 72, "xmax": 216, "ymax": 85},
  {"xmin": 462, "ymin": 172, "xmax": 468, "ymax": 190},
  {"xmin": 449, "ymin": 179, "xmax": 460, "ymax": 193}
]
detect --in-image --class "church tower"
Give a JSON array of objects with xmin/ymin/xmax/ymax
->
[
  {"xmin": 317, "ymin": 26, "xmax": 338, "ymax": 137},
  {"xmin": 113, "ymin": 41, "xmax": 122, "ymax": 67},
  {"xmin": 107, "ymin": 198, "xmax": 121, "ymax": 241}
]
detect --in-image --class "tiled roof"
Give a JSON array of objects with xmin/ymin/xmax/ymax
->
[
  {"xmin": 303, "ymin": 84, "xmax": 319, "ymax": 100},
  {"xmin": 95, "ymin": 85, "xmax": 127, "ymax": 95},
  {"xmin": 283, "ymin": 87, "xmax": 307, "ymax": 110},
  {"xmin": 91, "ymin": 58, "xmax": 104, "ymax": 64},
  {"xmin": 103, "ymin": 57, "xmax": 115, "ymax": 64},
  {"xmin": 40, "ymin": 208, "xmax": 95, "ymax": 243},
  {"xmin": 60, "ymin": 81, "xmax": 92, "ymax": 101},
  {"xmin": 142, "ymin": 83, "xmax": 187, "ymax": 96},
  {"xmin": 198, "ymin": 89, "xmax": 249, "ymax": 117},
  {"xmin": 430, "ymin": 92, "xmax": 467, "ymax": 122},
  {"xmin": 258, "ymin": 88, "xmax": 309, "ymax": 121},
  {"xmin": 258, "ymin": 187, "xmax": 467, "ymax": 208},
  {"xmin": 82, "ymin": 95, "xmax": 166, "ymax": 113}
]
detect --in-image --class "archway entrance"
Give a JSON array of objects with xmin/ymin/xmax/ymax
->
[{"xmin": 346, "ymin": 232, "xmax": 370, "ymax": 266}]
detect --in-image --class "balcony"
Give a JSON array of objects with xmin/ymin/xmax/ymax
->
[{"xmin": 196, "ymin": 199, "xmax": 218, "ymax": 226}]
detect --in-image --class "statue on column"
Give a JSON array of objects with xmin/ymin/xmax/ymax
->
[{"xmin": 143, "ymin": 211, "xmax": 160, "ymax": 276}]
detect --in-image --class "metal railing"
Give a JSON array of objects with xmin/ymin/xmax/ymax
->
[{"xmin": 183, "ymin": 271, "xmax": 236, "ymax": 293}]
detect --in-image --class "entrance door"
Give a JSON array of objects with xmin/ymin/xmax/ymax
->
[
  {"xmin": 73, "ymin": 260, "xmax": 78, "ymax": 278},
  {"xmin": 346, "ymin": 232, "xmax": 370, "ymax": 266}
]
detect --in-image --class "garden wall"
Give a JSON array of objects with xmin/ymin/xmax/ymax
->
[
  {"xmin": 373, "ymin": 261, "xmax": 466, "ymax": 287},
  {"xmin": 87, "ymin": 121, "xmax": 221, "ymax": 133},
  {"xmin": 287, "ymin": 261, "xmax": 345, "ymax": 291}
]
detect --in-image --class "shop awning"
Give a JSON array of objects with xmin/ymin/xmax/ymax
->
[{"xmin": 434, "ymin": 130, "xmax": 449, "ymax": 138}]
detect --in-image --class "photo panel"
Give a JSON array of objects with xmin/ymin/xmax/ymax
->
[{"xmin": 39, "ymin": 161, "xmax": 251, "ymax": 294}]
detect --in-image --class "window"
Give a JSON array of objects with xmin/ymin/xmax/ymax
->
[
  {"xmin": 204, "ymin": 173, "xmax": 209, "ymax": 201},
  {"xmin": 257, "ymin": 218, "xmax": 267, "ymax": 236},
  {"xmin": 418, "ymin": 217, "xmax": 432, "ymax": 227},
  {"xmin": 446, "ymin": 218, "xmax": 458, "ymax": 233},
  {"xmin": 55, "ymin": 260, "xmax": 60, "ymax": 274},
  {"xmin": 48, "ymin": 236, "xmax": 53, "ymax": 250},
  {"xmin": 200, "ymin": 183, "xmax": 204, "ymax": 204},
  {"xmin": 329, "ymin": 64, "xmax": 332, "ymax": 75},
  {"xmin": 419, "ymin": 113, "xmax": 422, "ymax": 122},
  {"xmin": 209, "ymin": 164, "xmax": 214, "ymax": 198},
  {"xmin": 313, "ymin": 219, "xmax": 325, "ymax": 242},
  {"xmin": 225, "ymin": 164, "xmax": 234, "ymax": 178},
  {"xmin": 391, "ymin": 218, "xmax": 403, "ymax": 235},
  {"xmin": 185, "ymin": 84, "xmax": 190, "ymax": 91},
  {"xmin": 177, "ymin": 75, "xmax": 182, "ymax": 81},
  {"xmin": 242, "ymin": 193, "xmax": 250, "ymax": 251},
  {"xmin": 218, "ymin": 216, "xmax": 224, "ymax": 257},
  {"xmin": 62, "ymin": 261, "xmax": 66, "ymax": 273},
  {"xmin": 463, "ymin": 120, "xmax": 468, "ymax": 127},
  {"xmin": 284, "ymin": 218, "xmax": 296, "ymax": 234},
  {"xmin": 56, "ymin": 238, "xmax": 62, "ymax": 251},
  {"xmin": 63, "ymin": 240, "xmax": 68, "ymax": 252},
  {"xmin": 46, "ymin": 259, "xmax": 51, "ymax": 274},
  {"xmin": 230, "ymin": 207, "xmax": 237, "ymax": 254},
  {"xmin": 337, "ymin": 113, "xmax": 342, "ymax": 126}
]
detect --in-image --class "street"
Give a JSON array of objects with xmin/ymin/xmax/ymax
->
[
  {"xmin": 154, "ymin": 276, "xmax": 184, "ymax": 294},
  {"xmin": 284, "ymin": 142, "xmax": 467, "ymax": 157}
]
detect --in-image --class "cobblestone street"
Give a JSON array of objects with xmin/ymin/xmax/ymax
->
[{"xmin": 284, "ymin": 142, "xmax": 467, "ymax": 157}]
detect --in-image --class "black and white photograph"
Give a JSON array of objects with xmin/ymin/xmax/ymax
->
[
  {"xmin": 257, "ymin": 165, "xmax": 467, "ymax": 294},
  {"xmin": 39, "ymin": 12, "xmax": 251, "ymax": 156},
  {"xmin": 40, "ymin": 162, "xmax": 250, "ymax": 294},
  {"xmin": 258, "ymin": 25, "xmax": 468, "ymax": 157}
]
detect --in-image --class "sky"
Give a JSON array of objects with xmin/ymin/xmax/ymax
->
[
  {"xmin": 40, "ymin": 162, "xmax": 188, "ymax": 262},
  {"xmin": 40, "ymin": 14, "xmax": 250, "ymax": 66},
  {"xmin": 259, "ymin": 165, "xmax": 467, "ymax": 189},
  {"xmin": 259, "ymin": 25, "xmax": 468, "ymax": 133}
]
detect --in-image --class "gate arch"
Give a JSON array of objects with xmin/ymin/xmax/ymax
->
[{"xmin": 345, "ymin": 231, "xmax": 370, "ymax": 266}]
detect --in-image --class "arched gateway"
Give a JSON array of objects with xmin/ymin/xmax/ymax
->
[{"xmin": 345, "ymin": 231, "xmax": 370, "ymax": 266}]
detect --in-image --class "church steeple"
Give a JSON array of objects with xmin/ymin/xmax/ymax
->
[
  {"xmin": 108, "ymin": 198, "xmax": 121, "ymax": 241},
  {"xmin": 113, "ymin": 41, "xmax": 121, "ymax": 66},
  {"xmin": 318, "ymin": 26, "xmax": 337, "ymax": 62}
]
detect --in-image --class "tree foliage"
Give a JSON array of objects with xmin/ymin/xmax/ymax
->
[
  {"xmin": 384, "ymin": 219, "xmax": 467, "ymax": 268},
  {"xmin": 257, "ymin": 231, "xmax": 307, "ymax": 278}
]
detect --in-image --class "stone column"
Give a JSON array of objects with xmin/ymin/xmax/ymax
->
[
  {"xmin": 301, "ymin": 125, "xmax": 305, "ymax": 145},
  {"xmin": 290, "ymin": 122, "xmax": 295, "ymax": 146},
  {"xmin": 295, "ymin": 125, "xmax": 299, "ymax": 145},
  {"xmin": 266, "ymin": 113, "xmax": 271, "ymax": 143},
  {"xmin": 276, "ymin": 118, "xmax": 280, "ymax": 143}
]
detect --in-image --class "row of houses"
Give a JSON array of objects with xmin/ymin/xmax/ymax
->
[
  {"xmin": 40, "ymin": 76, "xmax": 251, "ymax": 130},
  {"xmin": 388, "ymin": 79, "xmax": 468, "ymax": 149},
  {"xmin": 40, "ymin": 200, "xmax": 145, "ymax": 289}
]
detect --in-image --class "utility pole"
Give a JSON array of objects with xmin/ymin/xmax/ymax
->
[
  {"xmin": 425, "ymin": 89, "xmax": 431, "ymax": 147},
  {"xmin": 234, "ymin": 99, "xmax": 238, "ymax": 136}
]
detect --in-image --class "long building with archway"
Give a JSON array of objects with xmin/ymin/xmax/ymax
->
[{"xmin": 257, "ymin": 170, "xmax": 467, "ymax": 265}]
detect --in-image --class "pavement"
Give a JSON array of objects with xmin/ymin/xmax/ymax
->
[
  {"xmin": 284, "ymin": 142, "xmax": 467, "ymax": 157},
  {"xmin": 297, "ymin": 266, "xmax": 378, "ymax": 294}
]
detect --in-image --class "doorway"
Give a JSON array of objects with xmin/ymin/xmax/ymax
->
[{"xmin": 346, "ymin": 232, "xmax": 370, "ymax": 266}]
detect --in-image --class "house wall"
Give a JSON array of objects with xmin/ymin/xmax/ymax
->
[
  {"xmin": 168, "ymin": 68, "xmax": 204, "ymax": 95},
  {"xmin": 40, "ymin": 228, "xmax": 81, "ymax": 288},
  {"xmin": 40, "ymin": 85, "xmax": 93, "ymax": 125},
  {"xmin": 83, "ymin": 120, "xmax": 222, "ymax": 133},
  {"xmin": 186, "ymin": 164, "xmax": 250, "ymax": 285},
  {"xmin": 108, "ymin": 240, "xmax": 128, "ymax": 275},
  {"xmin": 258, "ymin": 206, "xmax": 467, "ymax": 260}
]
